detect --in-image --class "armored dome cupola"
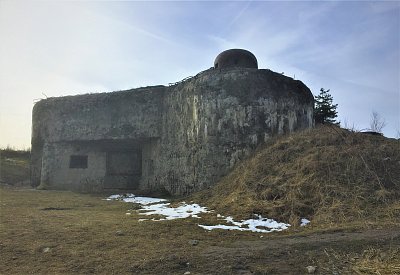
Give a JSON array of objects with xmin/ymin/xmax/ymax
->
[{"xmin": 214, "ymin": 49, "xmax": 258, "ymax": 69}]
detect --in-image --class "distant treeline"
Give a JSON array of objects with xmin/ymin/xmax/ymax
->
[{"xmin": 0, "ymin": 147, "xmax": 31, "ymax": 159}]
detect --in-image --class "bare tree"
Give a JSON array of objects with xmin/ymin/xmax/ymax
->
[{"xmin": 369, "ymin": 111, "xmax": 386, "ymax": 133}]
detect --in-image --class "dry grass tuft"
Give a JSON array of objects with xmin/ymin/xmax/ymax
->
[{"xmin": 321, "ymin": 247, "xmax": 400, "ymax": 274}]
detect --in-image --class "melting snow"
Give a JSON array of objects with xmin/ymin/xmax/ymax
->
[
  {"xmin": 300, "ymin": 218, "xmax": 310, "ymax": 226},
  {"xmin": 106, "ymin": 194, "xmax": 125, "ymax": 200},
  {"xmin": 106, "ymin": 194, "xmax": 167, "ymax": 205},
  {"xmin": 199, "ymin": 214, "xmax": 290, "ymax": 233},
  {"xmin": 123, "ymin": 196, "xmax": 167, "ymax": 205},
  {"xmin": 140, "ymin": 202, "xmax": 209, "ymax": 220},
  {"xmin": 107, "ymin": 194, "xmax": 290, "ymax": 233}
]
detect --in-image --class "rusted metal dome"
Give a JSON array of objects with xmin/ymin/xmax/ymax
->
[{"xmin": 214, "ymin": 49, "xmax": 258, "ymax": 69}]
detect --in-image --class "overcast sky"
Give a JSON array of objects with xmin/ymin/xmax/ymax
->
[{"xmin": 0, "ymin": 1, "xmax": 399, "ymax": 149}]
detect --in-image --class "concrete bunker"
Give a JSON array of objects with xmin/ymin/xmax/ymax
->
[{"xmin": 31, "ymin": 49, "xmax": 314, "ymax": 195}]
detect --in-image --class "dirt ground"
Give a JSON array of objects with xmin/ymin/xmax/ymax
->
[{"xmin": 1, "ymin": 186, "xmax": 399, "ymax": 274}]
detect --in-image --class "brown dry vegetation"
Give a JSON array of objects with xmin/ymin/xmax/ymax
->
[
  {"xmin": 192, "ymin": 125, "xmax": 400, "ymax": 228},
  {"xmin": 0, "ymin": 148, "xmax": 30, "ymax": 185},
  {"xmin": 1, "ymin": 126, "xmax": 400, "ymax": 274},
  {"xmin": 1, "ymin": 187, "xmax": 399, "ymax": 274}
]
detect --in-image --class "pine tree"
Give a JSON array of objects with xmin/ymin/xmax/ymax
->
[{"xmin": 314, "ymin": 88, "xmax": 338, "ymax": 124}]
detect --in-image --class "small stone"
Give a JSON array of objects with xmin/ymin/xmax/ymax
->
[
  {"xmin": 42, "ymin": 247, "xmax": 51, "ymax": 253},
  {"xmin": 188, "ymin": 240, "xmax": 199, "ymax": 246},
  {"xmin": 306, "ymin": 266, "xmax": 316, "ymax": 274},
  {"xmin": 115, "ymin": 230, "xmax": 124, "ymax": 236},
  {"xmin": 184, "ymin": 272, "xmax": 191, "ymax": 275}
]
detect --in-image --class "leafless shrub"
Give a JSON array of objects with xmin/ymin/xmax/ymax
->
[
  {"xmin": 369, "ymin": 111, "xmax": 386, "ymax": 133},
  {"xmin": 342, "ymin": 118, "xmax": 359, "ymax": 132}
]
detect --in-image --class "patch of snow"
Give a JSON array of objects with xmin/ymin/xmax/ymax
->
[
  {"xmin": 123, "ymin": 196, "xmax": 167, "ymax": 205},
  {"xmin": 199, "ymin": 214, "xmax": 290, "ymax": 233},
  {"xmin": 107, "ymin": 194, "xmax": 209, "ymax": 220},
  {"xmin": 300, "ymin": 218, "xmax": 310, "ymax": 226},
  {"xmin": 106, "ymin": 194, "xmax": 166, "ymax": 205},
  {"xmin": 198, "ymin": 224, "xmax": 241, "ymax": 231},
  {"xmin": 107, "ymin": 194, "xmax": 290, "ymax": 233},
  {"xmin": 139, "ymin": 203, "xmax": 209, "ymax": 220},
  {"xmin": 105, "ymin": 194, "xmax": 124, "ymax": 200}
]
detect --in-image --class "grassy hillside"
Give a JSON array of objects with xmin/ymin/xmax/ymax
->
[
  {"xmin": 192, "ymin": 125, "xmax": 400, "ymax": 227},
  {"xmin": 0, "ymin": 148, "xmax": 30, "ymax": 185}
]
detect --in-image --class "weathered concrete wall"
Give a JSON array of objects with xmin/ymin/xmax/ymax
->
[
  {"xmin": 31, "ymin": 86, "xmax": 164, "ymax": 187},
  {"xmin": 140, "ymin": 138, "xmax": 161, "ymax": 191},
  {"xmin": 32, "ymin": 86, "xmax": 164, "ymax": 143},
  {"xmin": 31, "ymin": 67, "xmax": 313, "ymax": 195},
  {"xmin": 40, "ymin": 142, "xmax": 106, "ymax": 192},
  {"xmin": 153, "ymin": 68, "xmax": 313, "ymax": 195}
]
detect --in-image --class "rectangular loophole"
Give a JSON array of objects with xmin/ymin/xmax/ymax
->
[{"xmin": 69, "ymin": 155, "xmax": 88, "ymax": 169}]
